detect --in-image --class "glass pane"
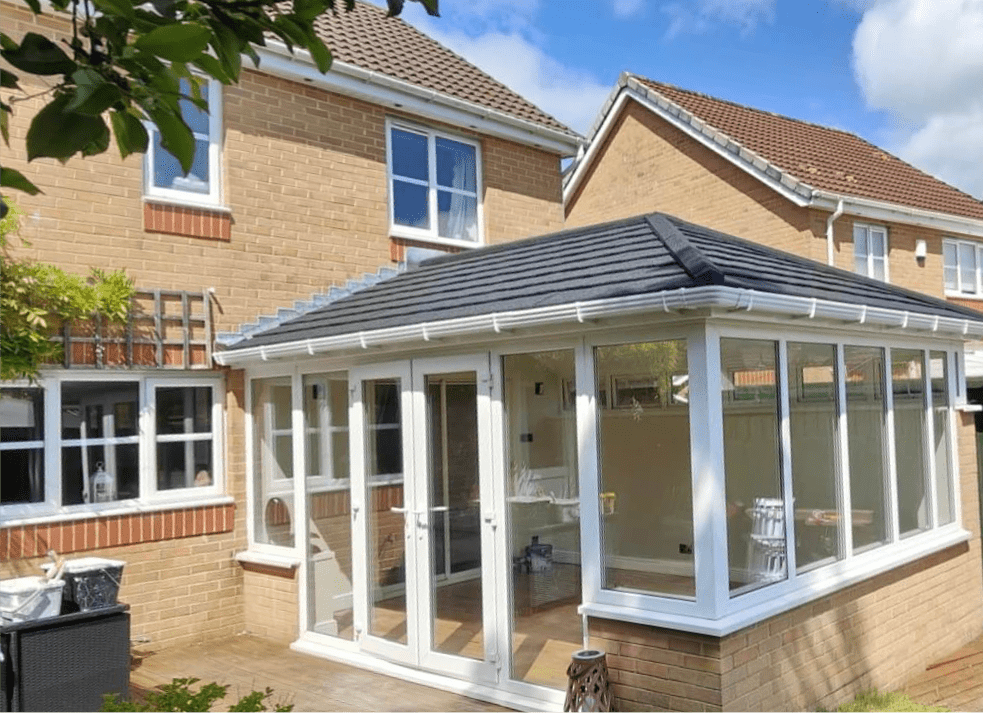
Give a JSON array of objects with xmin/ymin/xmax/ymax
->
[
  {"xmin": 853, "ymin": 226, "xmax": 868, "ymax": 275},
  {"xmin": 1, "ymin": 388, "xmax": 44, "ymax": 442},
  {"xmin": 435, "ymin": 137, "xmax": 476, "ymax": 192},
  {"xmin": 788, "ymin": 342, "xmax": 840, "ymax": 570},
  {"xmin": 893, "ymin": 349, "xmax": 929, "ymax": 536},
  {"xmin": 154, "ymin": 134, "xmax": 210, "ymax": 194},
  {"xmin": 845, "ymin": 346, "xmax": 890, "ymax": 551},
  {"xmin": 252, "ymin": 377, "xmax": 294, "ymax": 547},
  {"xmin": 437, "ymin": 191, "xmax": 478, "ymax": 242},
  {"xmin": 595, "ymin": 340, "xmax": 694, "ymax": 598},
  {"xmin": 178, "ymin": 78, "xmax": 210, "ymax": 134},
  {"xmin": 157, "ymin": 387, "xmax": 212, "ymax": 434},
  {"xmin": 425, "ymin": 374, "xmax": 483, "ymax": 660},
  {"xmin": 60, "ymin": 382, "xmax": 140, "ymax": 505},
  {"xmin": 943, "ymin": 243, "xmax": 957, "ymax": 292},
  {"xmin": 157, "ymin": 440, "xmax": 213, "ymax": 490},
  {"xmin": 870, "ymin": 230, "xmax": 886, "ymax": 258},
  {"xmin": 959, "ymin": 243, "xmax": 976, "ymax": 293},
  {"xmin": 305, "ymin": 372, "xmax": 354, "ymax": 640},
  {"xmin": 1, "ymin": 386, "xmax": 46, "ymax": 504},
  {"xmin": 872, "ymin": 257, "xmax": 886, "ymax": 282},
  {"xmin": 392, "ymin": 180, "xmax": 429, "ymax": 230},
  {"xmin": 391, "ymin": 128, "xmax": 429, "ymax": 181},
  {"xmin": 502, "ymin": 351, "xmax": 581, "ymax": 689},
  {"xmin": 721, "ymin": 338, "xmax": 787, "ymax": 594},
  {"xmin": 930, "ymin": 352, "xmax": 954, "ymax": 526},
  {"xmin": 364, "ymin": 378, "xmax": 407, "ymax": 643}
]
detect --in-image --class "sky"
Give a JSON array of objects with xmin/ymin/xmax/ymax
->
[{"xmin": 386, "ymin": 0, "xmax": 983, "ymax": 200}]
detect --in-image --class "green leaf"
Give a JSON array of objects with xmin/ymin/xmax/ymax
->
[
  {"xmin": 190, "ymin": 54, "xmax": 229, "ymax": 84},
  {"xmin": 26, "ymin": 94, "xmax": 107, "ymax": 161},
  {"xmin": 305, "ymin": 35, "xmax": 332, "ymax": 73},
  {"xmin": 21, "ymin": 0, "xmax": 42, "ymax": 13},
  {"xmin": 1, "ymin": 69, "xmax": 19, "ymax": 90},
  {"xmin": 109, "ymin": 109, "xmax": 149, "ymax": 160},
  {"xmin": 208, "ymin": 18, "xmax": 242, "ymax": 80},
  {"xmin": 65, "ymin": 70, "xmax": 123, "ymax": 115},
  {"xmin": 272, "ymin": 16, "xmax": 308, "ymax": 51},
  {"xmin": 1, "ymin": 105, "xmax": 9, "ymax": 146},
  {"xmin": 81, "ymin": 120, "xmax": 111, "ymax": 156},
  {"xmin": 91, "ymin": 0, "xmax": 134, "ymax": 19},
  {"xmin": 292, "ymin": 0, "xmax": 328, "ymax": 21},
  {"xmin": 135, "ymin": 23, "xmax": 211, "ymax": 62},
  {"xmin": 147, "ymin": 105, "xmax": 193, "ymax": 173},
  {"xmin": 1, "ymin": 32, "xmax": 75, "ymax": 75},
  {"xmin": 1, "ymin": 167, "xmax": 41, "ymax": 195}
]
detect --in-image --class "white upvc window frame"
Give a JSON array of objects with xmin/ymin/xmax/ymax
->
[
  {"xmin": 943, "ymin": 237, "xmax": 983, "ymax": 297},
  {"xmin": 144, "ymin": 77, "xmax": 223, "ymax": 208},
  {"xmin": 385, "ymin": 117, "xmax": 484, "ymax": 250},
  {"xmin": 0, "ymin": 371, "xmax": 225, "ymax": 523},
  {"xmin": 853, "ymin": 223, "xmax": 889, "ymax": 282},
  {"xmin": 302, "ymin": 372, "xmax": 350, "ymax": 493}
]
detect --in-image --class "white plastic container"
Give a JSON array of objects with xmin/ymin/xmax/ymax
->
[
  {"xmin": 41, "ymin": 557, "xmax": 125, "ymax": 611},
  {"xmin": 0, "ymin": 576, "xmax": 65, "ymax": 622}
]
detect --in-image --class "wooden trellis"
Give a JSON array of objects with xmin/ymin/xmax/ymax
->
[{"xmin": 55, "ymin": 289, "xmax": 213, "ymax": 370}]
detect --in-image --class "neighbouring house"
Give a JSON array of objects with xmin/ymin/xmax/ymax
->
[
  {"xmin": 0, "ymin": 0, "xmax": 581, "ymax": 702},
  {"xmin": 213, "ymin": 211, "xmax": 983, "ymax": 711}
]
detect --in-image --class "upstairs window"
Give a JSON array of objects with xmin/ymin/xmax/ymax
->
[
  {"xmin": 853, "ymin": 224, "xmax": 888, "ymax": 281},
  {"xmin": 145, "ymin": 78, "xmax": 222, "ymax": 206},
  {"xmin": 387, "ymin": 120, "xmax": 481, "ymax": 246},
  {"xmin": 943, "ymin": 239, "xmax": 983, "ymax": 296}
]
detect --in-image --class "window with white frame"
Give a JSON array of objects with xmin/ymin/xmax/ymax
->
[
  {"xmin": 0, "ymin": 377, "xmax": 222, "ymax": 516},
  {"xmin": 387, "ymin": 121, "xmax": 481, "ymax": 246},
  {"xmin": 853, "ymin": 224, "xmax": 888, "ymax": 281},
  {"xmin": 943, "ymin": 239, "xmax": 983, "ymax": 295},
  {"xmin": 251, "ymin": 377, "xmax": 295, "ymax": 548},
  {"xmin": 145, "ymin": 77, "xmax": 222, "ymax": 206}
]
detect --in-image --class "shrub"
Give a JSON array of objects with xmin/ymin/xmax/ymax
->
[{"xmin": 101, "ymin": 677, "xmax": 293, "ymax": 712}]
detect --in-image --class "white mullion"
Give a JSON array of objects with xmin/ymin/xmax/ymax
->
[
  {"xmin": 428, "ymin": 132, "xmax": 438, "ymax": 236},
  {"xmin": 947, "ymin": 350, "xmax": 964, "ymax": 527},
  {"xmin": 0, "ymin": 441, "xmax": 45, "ymax": 451},
  {"xmin": 393, "ymin": 175, "xmax": 429, "ymax": 188},
  {"xmin": 777, "ymin": 339, "xmax": 797, "ymax": 580},
  {"xmin": 292, "ymin": 369, "xmax": 308, "ymax": 637},
  {"xmin": 576, "ymin": 337, "xmax": 603, "ymax": 608},
  {"xmin": 46, "ymin": 380, "xmax": 62, "ymax": 508},
  {"xmin": 883, "ymin": 347, "xmax": 901, "ymax": 543},
  {"xmin": 835, "ymin": 344, "xmax": 853, "ymax": 559},
  {"xmin": 976, "ymin": 245, "xmax": 983, "ymax": 295},
  {"xmin": 922, "ymin": 349, "xmax": 938, "ymax": 529},
  {"xmin": 154, "ymin": 432, "xmax": 213, "ymax": 444},
  {"xmin": 183, "ymin": 388, "xmax": 195, "ymax": 487}
]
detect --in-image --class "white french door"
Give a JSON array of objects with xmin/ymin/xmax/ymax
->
[{"xmin": 350, "ymin": 356, "xmax": 499, "ymax": 682}]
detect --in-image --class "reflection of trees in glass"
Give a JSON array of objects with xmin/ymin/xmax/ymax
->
[{"xmin": 596, "ymin": 341, "xmax": 686, "ymax": 413}]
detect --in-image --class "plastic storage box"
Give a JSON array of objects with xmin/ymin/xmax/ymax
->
[
  {"xmin": 0, "ymin": 576, "xmax": 65, "ymax": 622},
  {"xmin": 41, "ymin": 557, "xmax": 125, "ymax": 612}
]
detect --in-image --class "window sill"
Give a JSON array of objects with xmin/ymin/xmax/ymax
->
[
  {"xmin": 143, "ymin": 196, "xmax": 232, "ymax": 214},
  {"xmin": 945, "ymin": 291, "xmax": 983, "ymax": 301},
  {"xmin": 580, "ymin": 526, "xmax": 971, "ymax": 638},
  {"xmin": 389, "ymin": 230, "xmax": 482, "ymax": 252},
  {"xmin": 0, "ymin": 495, "xmax": 235, "ymax": 528},
  {"xmin": 235, "ymin": 549, "xmax": 301, "ymax": 570}
]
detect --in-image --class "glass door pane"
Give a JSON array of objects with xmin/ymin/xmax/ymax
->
[
  {"xmin": 425, "ymin": 373, "xmax": 484, "ymax": 661},
  {"xmin": 363, "ymin": 378, "xmax": 409, "ymax": 644}
]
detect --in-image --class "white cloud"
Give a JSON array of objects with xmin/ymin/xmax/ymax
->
[
  {"xmin": 612, "ymin": 0, "xmax": 646, "ymax": 19},
  {"xmin": 853, "ymin": 0, "xmax": 983, "ymax": 197},
  {"xmin": 661, "ymin": 0, "xmax": 776, "ymax": 38}
]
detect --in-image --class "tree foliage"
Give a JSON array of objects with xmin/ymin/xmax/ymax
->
[
  {"xmin": 0, "ymin": 0, "xmax": 438, "ymax": 199},
  {"xmin": 0, "ymin": 202, "xmax": 135, "ymax": 381},
  {"xmin": 101, "ymin": 676, "xmax": 294, "ymax": 712}
]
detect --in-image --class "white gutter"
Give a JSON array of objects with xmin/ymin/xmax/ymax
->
[
  {"xmin": 254, "ymin": 43, "xmax": 583, "ymax": 157},
  {"xmin": 812, "ymin": 191, "xmax": 983, "ymax": 239},
  {"xmin": 215, "ymin": 285, "xmax": 983, "ymax": 366},
  {"xmin": 826, "ymin": 199, "xmax": 844, "ymax": 266}
]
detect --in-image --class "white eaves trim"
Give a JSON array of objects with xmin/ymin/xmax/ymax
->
[
  {"xmin": 563, "ymin": 73, "xmax": 983, "ymax": 239},
  {"xmin": 214, "ymin": 284, "xmax": 983, "ymax": 366},
  {"xmin": 254, "ymin": 43, "xmax": 583, "ymax": 157}
]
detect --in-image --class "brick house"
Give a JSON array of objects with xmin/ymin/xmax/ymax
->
[
  {"xmin": 0, "ymin": 0, "xmax": 581, "ymax": 702},
  {"xmin": 559, "ymin": 73, "xmax": 983, "ymax": 709}
]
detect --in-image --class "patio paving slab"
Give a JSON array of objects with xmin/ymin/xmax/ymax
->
[
  {"xmin": 130, "ymin": 634, "xmax": 510, "ymax": 712},
  {"xmin": 905, "ymin": 633, "xmax": 983, "ymax": 712}
]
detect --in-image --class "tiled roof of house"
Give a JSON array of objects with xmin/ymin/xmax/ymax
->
[
  {"xmin": 631, "ymin": 76, "xmax": 983, "ymax": 221},
  {"xmin": 226, "ymin": 212, "xmax": 983, "ymax": 351},
  {"xmin": 301, "ymin": 2, "xmax": 576, "ymax": 137}
]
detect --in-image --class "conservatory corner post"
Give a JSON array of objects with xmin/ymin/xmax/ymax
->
[
  {"xmin": 689, "ymin": 323, "xmax": 729, "ymax": 618},
  {"xmin": 575, "ymin": 338, "xmax": 603, "ymax": 606},
  {"xmin": 835, "ymin": 344, "xmax": 853, "ymax": 559},
  {"xmin": 292, "ymin": 368, "xmax": 309, "ymax": 634},
  {"xmin": 883, "ymin": 347, "xmax": 901, "ymax": 543},
  {"xmin": 922, "ymin": 348, "xmax": 939, "ymax": 530}
]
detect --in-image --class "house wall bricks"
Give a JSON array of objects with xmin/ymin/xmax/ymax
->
[{"xmin": 589, "ymin": 415, "xmax": 983, "ymax": 712}]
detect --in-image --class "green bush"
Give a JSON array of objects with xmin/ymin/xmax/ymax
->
[{"xmin": 102, "ymin": 677, "xmax": 293, "ymax": 712}]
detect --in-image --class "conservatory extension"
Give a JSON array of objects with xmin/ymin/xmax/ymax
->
[{"xmin": 216, "ymin": 213, "xmax": 983, "ymax": 711}]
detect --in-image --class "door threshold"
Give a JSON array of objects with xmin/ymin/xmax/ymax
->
[{"xmin": 290, "ymin": 636, "xmax": 566, "ymax": 712}]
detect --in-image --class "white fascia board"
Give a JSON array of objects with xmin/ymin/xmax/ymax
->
[
  {"xmin": 214, "ymin": 285, "xmax": 983, "ymax": 366},
  {"xmin": 253, "ymin": 44, "xmax": 582, "ymax": 157},
  {"xmin": 562, "ymin": 76, "xmax": 815, "ymax": 208},
  {"xmin": 811, "ymin": 191, "xmax": 983, "ymax": 239}
]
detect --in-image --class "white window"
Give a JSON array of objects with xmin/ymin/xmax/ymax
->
[
  {"xmin": 386, "ymin": 119, "xmax": 482, "ymax": 247},
  {"xmin": 853, "ymin": 224, "xmax": 888, "ymax": 281},
  {"xmin": 0, "ymin": 375, "xmax": 223, "ymax": 519},
  {"xmin": 145, "ymin": 78, "xmax": 222, "ymax": 206},
  {"xmin": 943, "ymin": 238, "xmax": 983, "ymax": 295}
]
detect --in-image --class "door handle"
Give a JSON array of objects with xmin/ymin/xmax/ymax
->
[
  {"xmin": 430, "ymin": 506, "xmax": 450, "ymax": 513},
  {"xmin": 390, "ymin": 506, "xmax": 409, "ymax": 514}
]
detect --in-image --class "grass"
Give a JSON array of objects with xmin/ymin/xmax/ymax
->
[{"xmin": 835, "ymin": 690, "xmax": 948, "ymax": 712}]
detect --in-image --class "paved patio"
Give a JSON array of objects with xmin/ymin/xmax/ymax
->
[
  {"xmin": 130, "ymin": 635, "xmax": 508, "ymax": 712},
  {"xmin": 905, "ymin": 633, "xmax": 983, "ymax": 712}
]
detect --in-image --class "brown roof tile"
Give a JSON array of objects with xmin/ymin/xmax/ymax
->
[
  {"xmin": 299, "ymin": 2, "xmax": 577, "ymax": 138},
  {"xmin": 632, "ymin": 75, "xmax": 983, "ymax": 222}
]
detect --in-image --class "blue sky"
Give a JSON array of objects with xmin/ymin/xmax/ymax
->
[{"xmin": 390, "ymin": 0, "xmax": 983, "ymax": 199}]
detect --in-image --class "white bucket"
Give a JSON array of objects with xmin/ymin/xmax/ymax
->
[{"xmin": 0, "ymin": 576, "xmax": 65, "ymax": 622}]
